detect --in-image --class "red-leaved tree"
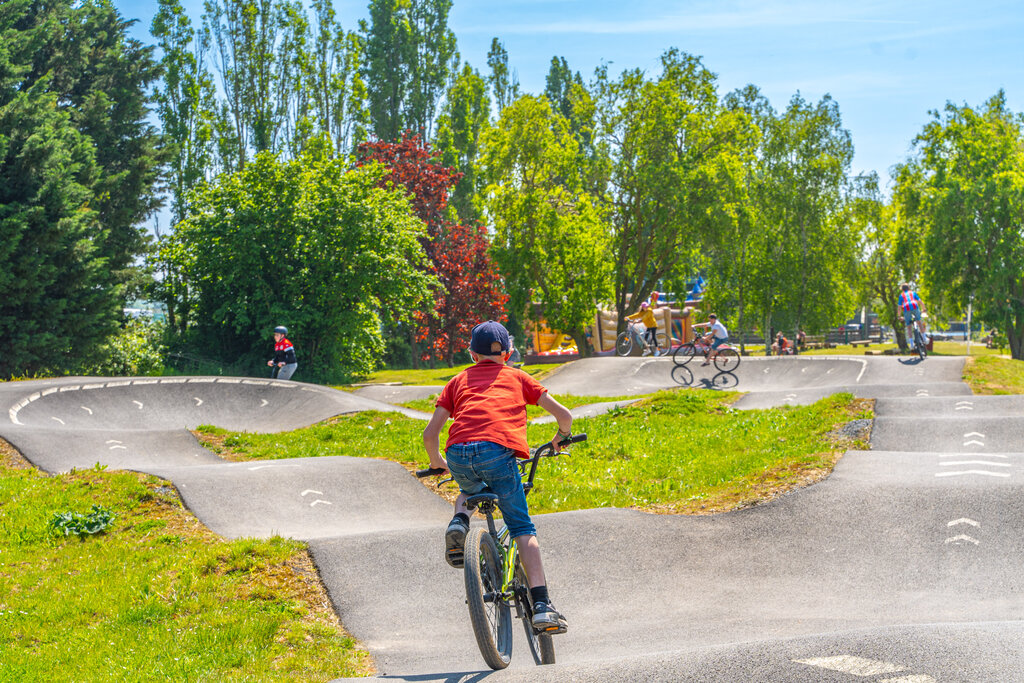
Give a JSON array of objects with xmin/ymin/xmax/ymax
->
[{"xmin": 358, "ymin": 132, "xmax": 508, "ymax": 367}]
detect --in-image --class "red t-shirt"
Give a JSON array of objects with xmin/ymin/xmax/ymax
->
[{"xmin": 436, "ymin": 361, "xmax": 547, "ymax": 458}]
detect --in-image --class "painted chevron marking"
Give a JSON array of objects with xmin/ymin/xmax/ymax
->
[
  {"xmin": 193, "ymin": 397, "xmax": 203, "ymax": 407},
  {"xmin": 106, "ymin": 440, "xmax": 122, "ymax": 444},
  {"xmin": 880, "ymin": 675, "xmax": 937, "ymax": 683},
  {"xmin": 51, "ymin": 417, "xmax": 64, "ymax": 425},
  {"xmin": 941, "ymin": 460, "xmax": 1010, "ymax": 467},
  {"xmin": 955, "ymin": 400, "xmax": 974, "ymax": 406},
  {"xmin": 260, "ymin": 399, "xmax": 269, "ymax": 407},
  {"xmin": 109, "ymin": 445, "xmax": 127, "ymax": 450},
  {"xmin": 133, "ymin": 401, "xmax": 144, "ymax": 409},
  {"xmin": 955, "ymin": 406, "xmax": 974, "ymax": 411},
  {"xmin": 947, "ymin": 518, "xmax": 979, "ymax": 527},
  {"xmin": 941, "ymin": 452, "xmax": 1007, "ymax": 458},
  {"xmin": 300, "ymin": 490, "xmax": 323, "ymax": 497},
  {"xmin": 81, "ymin": 406, "xmax": 93, "ymax": 414},
  {"xmin": 944, "ymin": 534, "xmax": 980, "ymax": 545},
  {"xmin": 963, "ymin": 431, "xmax": 985, "ymax": 438},
  {"xmin": 935, "ymin": 470, "xmax": 1010, "ymax": 478},
  {"xmin": 794, "ymin": 655, "xmax": 905, "ymax": 676},
  {"xmin": 310, "ymin": 499, "xmax": 332, "ymax": 507},
  {"xmin": 962, "ymin": 440, "xmax": 985, "ymax": 447}
]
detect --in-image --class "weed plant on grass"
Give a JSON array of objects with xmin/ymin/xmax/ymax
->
[
  {"xmin": 0, "ymin": 465, "xmax": 370, "ymax": 681},
  {"xmin": 198, "ymin": 389, "xmax": 870, "ymax": 515}
]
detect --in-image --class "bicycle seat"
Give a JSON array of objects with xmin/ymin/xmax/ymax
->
[{"xmin": 465, "ymin": 492, "xmax": 499, "ymax": 514}]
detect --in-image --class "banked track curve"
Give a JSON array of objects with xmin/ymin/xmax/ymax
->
[{"xmin": 2, "ymin": 357, "xmax": 1022, "ymax": 681}]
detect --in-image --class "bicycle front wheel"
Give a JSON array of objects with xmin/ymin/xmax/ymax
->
[
  {"xmin": 515, "ymin": 560, "xmax": 555, "ymax": 665},
  {"xmin": 464, "ymin": 527, "xmax": 513, "ymax": 670},
  {"xmin": 915, "ymin": 329, "xmax": 927, "ymax": 359},
  {"xmin": 615, "ymin": 331, "xmax": 633, "ymax": 356},
  {"xmin": 672, "ymin": 343, "xmax": 698, "ymax": 366},
  {"xmin": 713, "ymin": 347, "xmax": 741, "ymax": 372}
]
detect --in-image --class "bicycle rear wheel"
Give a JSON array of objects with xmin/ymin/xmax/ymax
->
[
  {"xmin": 713, "ymin": 347, "xmax": 741, "ymax": 372},
  {"xmin": 672, "ymin": 343, "xmax": 698, "ymax": 366},
  {"xmin": 515, "ymin": 560, "xmax": 555, "ymax": 665},
  {"xmin": 615, "ymin": 331, "xmax": 633, "ymax": 356},
  {"xmin": 464, "ymin": 528, "xmax": 512, "ymax": 669}
]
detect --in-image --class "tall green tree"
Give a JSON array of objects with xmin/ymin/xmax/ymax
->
[
  {"xmin": 912, "ymin": 91, "xmax": 1024, "ymax": 359},
  {"xmin": 362, "ymin": 0, "xmax": 456, "ymax": 142},
  {"xmin": 486, "ymin": 37, "xmax": 518, "ymax": 114},
  {"xmin": 480, "ymin": 95, "xmax": 612, "ymax": 356},
  {"xmin": 161, "ymin": 146, "xmax": 437, "ymax": 381},
  {"xmin": 434, "ymin": 62, "xmax": 490, "ymax": 225},
  {"xmin": 0, "ymin": 1, "xmax": 119, "ymax": 377},
  {"xmin": 594, "ymin": 49, "xmax": 750, "ymax": 331},
  {"xmin": 23, "ymin": 0, "xmax": 163, "ymax": 296}
]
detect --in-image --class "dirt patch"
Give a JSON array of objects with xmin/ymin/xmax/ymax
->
[{"xmin": 0, "ymin": 438, "xmax": 34, "ymax": 470}]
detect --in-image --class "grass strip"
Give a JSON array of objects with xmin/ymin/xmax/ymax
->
[
  {"xmin": 352, "ymin": 361, "xmax": 562, "ymax": 387},
  {"xmin": 962, "ymin": 355, "xmax": 1024, "ymax": 394},
  {"xmin": 0, "ymin": 455, "xmax": 372, "ymax": 682},
  {"xmin": 197, "ymin": 389, "xmax": 872, "ymax": 515}
]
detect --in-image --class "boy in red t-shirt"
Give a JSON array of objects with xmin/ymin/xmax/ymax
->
[{"xmin": 422, "ymin": 320, "xmax": 573, "ymax": 634}]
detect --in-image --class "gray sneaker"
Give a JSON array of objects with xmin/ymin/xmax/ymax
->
[
  {"xmin": 532, "ymin": 601, "xmax": 567, "ymax": 634},
  {"xmin": 444, "ymin": 517, "xmax": 468, "ymax": 568}
]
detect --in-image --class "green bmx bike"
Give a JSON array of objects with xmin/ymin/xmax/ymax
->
[{"xmin": 418, "ymin": 433, "xmax": 587, "ymax": 669}]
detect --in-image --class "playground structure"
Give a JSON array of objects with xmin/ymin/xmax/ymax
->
[{"xmin": 526, "ymin": 294, "xmax": 701, "ymax": 361}]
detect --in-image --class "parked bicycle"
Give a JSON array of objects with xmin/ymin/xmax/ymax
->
[
  {"xmin": 671, "ymin": 336, "xmax": 741, "ymax": 372},
  {"xmin": 616, "ymin": 322, "xmax": 668, "ymax": 357},
  {"xmin": 418, "ymin": 433, "xmax": 587, "ymax": 670}
]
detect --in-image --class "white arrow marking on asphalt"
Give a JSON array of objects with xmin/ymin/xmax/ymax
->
[
  {"xmin": 763, "ymin": 368, "xmax": 770, "ymax": 374},
  {"xmin": 955, "ymin": 400, "xmax": 974, "ymax": 406},
  {"xmin": 941, "ymin": 460, "xmax": 1010, "ymax": 467},
  {"xmin": 106, "ymin": 440, "xmax": 122, "ymax": 444},
  {"xmin": 246, "ymin": 464, "xmax": 299, "ymax": 471},
  {"xmin": 260, "ymin": 399, "xmax": 269, "ymax": 407},
  {"xmin": 310, "ymin": 499, "xmax": 332, "ymax": 507},
  {"xmin": 964, "ymin": 431, "xmax": 985, "ymax": 438},
  {"xmin": 941, "ymin": 452, "xmax": 1007, "ymax": 458},
  {"xmin": 133, "ymin": 401, "xmax": 144, "ymax": 409},
  {"xmin": 81, "ymin": 406, "xmax": 93, "ymax": 415},
  {"xmin": 955, "ymin": 406, "xmax": 974, "ymax": 411},
  {"xmin": 109, "ymin": 445, "xmax": 127, "ymax": 450},
  {"xmin": 51, "ymin": 417, "xmax": 64, "ymax": 425},
  {"xmin": 947, "ymin": 518, "xmax": 979, "ymax": 527},
  {"xmin": 794, "ymin": 655, "xmax": 905, "ymax": 676},
  {"xmin": 935, "ymin": 470, "xmax": 1010, "ymax": 478},
  {"xmin": 962, "ymin": 440, "xmax": 985, "ymax": 447},
  {"xmin": 300, "ymin": 490, "xmax": 323, "ymax": 497},
  {"xmin": 944, "ymin": 534, "xmax": 980, "ymax": 545},
  {"xmin": 193, "ymin": 397, "xmax": 203, "ymax": 407}
]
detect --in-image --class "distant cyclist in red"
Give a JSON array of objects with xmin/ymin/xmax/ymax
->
[
  {"xmin": 268, "ymin": 326, "xmax": 298, "ymax": 380},
  {"xmin": 899, "ymin": 284, "xmax": 929, "ymax": 348}
]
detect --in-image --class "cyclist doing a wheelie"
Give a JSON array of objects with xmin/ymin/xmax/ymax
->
[
  {"xmin": 422, "ymin": 320, "xmax": 574, "ymax": 634},
  {"xmin": 693, "ymin": 313, "xmax": 729, "ymax": 366},
  {"xmin": 899, "ymin": 283, "xmax": 930, "ymax": 352}
]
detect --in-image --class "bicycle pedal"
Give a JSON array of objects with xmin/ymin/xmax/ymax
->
[{"xmin": 445, "ymin": 549, "xmax": 464, "ymax": 568}]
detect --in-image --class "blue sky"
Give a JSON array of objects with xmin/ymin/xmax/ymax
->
[{"xmin": 115, "ymin": 0, "xmax": 1023, "ymax": 186}]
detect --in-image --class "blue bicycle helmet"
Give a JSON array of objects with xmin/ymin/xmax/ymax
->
[{"xmin": 274, "ymin": 326, "xmax": 288, "ymax": 335}]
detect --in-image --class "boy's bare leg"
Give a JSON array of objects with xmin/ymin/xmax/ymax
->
[{"xmin": 516, "ymin": 534, "xmax": 546, "ymax": 587}]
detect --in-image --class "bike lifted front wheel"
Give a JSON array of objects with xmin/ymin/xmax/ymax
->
[{"xmin": 464, "ymin": 527, "xmax": 513, "ymax": 669}]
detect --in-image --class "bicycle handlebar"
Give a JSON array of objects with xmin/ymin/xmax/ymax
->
[{"xmin": 414, "ymin": 433, "xmax": 589, "ymax": 480}]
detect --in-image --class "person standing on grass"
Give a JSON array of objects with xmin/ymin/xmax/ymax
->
[
  {"xmin": 422, "ymin": 320, "xmax": 574, "ymax": 634},
  {"xmin": 267, "ymin": 326, "xmax": 298, "ymax": 379}
]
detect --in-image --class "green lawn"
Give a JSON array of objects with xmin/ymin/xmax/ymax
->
[
  {"xmin": 197, "ymin": 389, "xmax": 872, "ymax": 515},
  {"xmin": 0, "ymin": 454, "xmax": 371, "ymax": 682},
  {"xmin": 963, "ymin": 355, "xmax": 1024, "ymax": 394},
  {"xmin": 351, "ymin": 360, "xmax": 564, "ymax": 387}
]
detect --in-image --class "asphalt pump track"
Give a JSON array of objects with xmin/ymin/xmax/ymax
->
[{"xmin": 2, "ymin": 356, "xmax": 1022, "ymax": 681}]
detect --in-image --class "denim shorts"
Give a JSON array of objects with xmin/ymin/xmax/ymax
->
[
  {"xmin": 711, "ymin": 336, "xmax": 729, "ymax": 349},
  {"xmin": 446, "ymin": 441, "xmax": 536, "ymax": 538},
  {"xmin": 903, "ymin": 308, "xmax": 922, "ymax": 325}
]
